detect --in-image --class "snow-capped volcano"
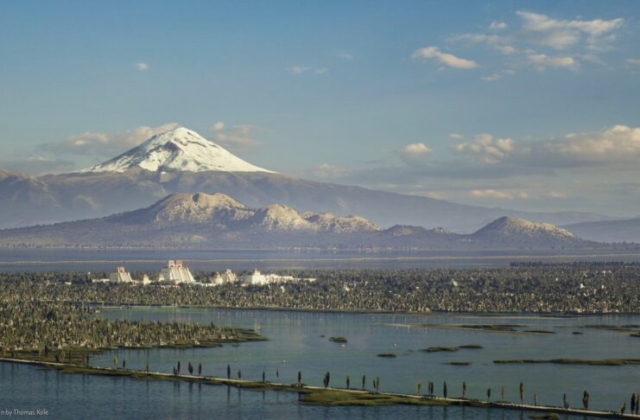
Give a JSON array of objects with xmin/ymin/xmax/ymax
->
[{"xmin": 77, "ymin": 127, "xmax": 274, "ymax": 173}]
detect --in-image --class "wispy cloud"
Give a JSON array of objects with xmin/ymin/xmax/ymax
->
[
  {"xmin": 287, "ymin": 65, "xmax": 329, "ymax": 75},
  {"xmin": 527, "ymin": 53, "xmax": 578, "ymax": 71},
  {"xmin": 135, "ymin": 62, "xmax": 149, "ymax": 71},
  {"xmin": 43, "ymin": 123, "xmax": 180, "ymax": 156},
  {"xmin": 210, "ymin": 122, "xmax": 264, "ymax": 152},
  {"xmin": 396, "ymin": 142, "xmax": 431, "ymax": 165},
  {"xmin": 451, "ymin": 10, "xmax": 625, "ymax": 78},
  {"xmin": 516, "ymin": 11, "xmax": 623, "ymax": 51},
  {"xmin": 337, "ymin": 51, "xmax": 354, "ymax": 61},
  {"xmin": 453, "ymin": 134, "xmax": 514, "ymax": 164},
  {"xmin": 412, "ymin": 46, "xmax": 478, "ymax": 69}
]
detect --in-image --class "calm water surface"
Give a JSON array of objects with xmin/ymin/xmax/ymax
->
[
  {"xmin": 2, "ymin": 248, "xmax": 640, "ymax": 271},
  {"xmin": 89, "ymin": 308, "xmax": 640, "ymax": 415}
]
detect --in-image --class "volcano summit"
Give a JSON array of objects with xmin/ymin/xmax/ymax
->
[{"xmin": 77, "ymin": 127, "xmax": 274, "ymax": 174}]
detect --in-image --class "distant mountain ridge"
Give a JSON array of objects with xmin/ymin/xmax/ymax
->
[
  {"xmin": 563, "ymin": 217, "xmax": 640, "ymax": 243},
  {"xmin": 0, "ymin": 126, "xmax": 609, "ymax": 230},
  {"xmin": 0, "ymin": 192, "xmax": 601, "ymax": 250}
]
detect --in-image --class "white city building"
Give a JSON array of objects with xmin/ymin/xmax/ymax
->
[{"xmin": 158, "ymin": 260, "xmax": 195, "ymax": 284}]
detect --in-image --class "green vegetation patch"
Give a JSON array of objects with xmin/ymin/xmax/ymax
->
[
  {"xmin": 523, "ymin": 330, "xmax": 556, "ymax": 334},
  {"xmin": 447, "ymin": 361, "xmax": 471, "ymax": 366},
  {"xmin": 459, "ymin": 324, "xmax": 523, "ymax": 332},
  {"xmin": 376, "ymin": 353, "xmax": 397, "ymax": 358},
  {"xmin": 299, "ymin": 389, "xmax": 449, "ymax": 407},
  {"xmin": 458, "ymin": 344, "xmax": 483, "ymax": 349},
  {"xmin": 424, "ymin": 346, "xmax": 458, "ymax": 353},
  {"xmin": 329, "ymin": 336, "xmax": 348, "ymax": 343}
]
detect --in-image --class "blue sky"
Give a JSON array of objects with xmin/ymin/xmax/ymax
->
[{"xmin": 1, "ymin": 1, "xmax": 640, "ymax": 216}]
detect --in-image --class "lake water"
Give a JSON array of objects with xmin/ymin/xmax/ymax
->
[
  {"xmin": 5, "ymin": 308, "xmax": 639, "ymax": 419},
  {"xmin": 1, "ymin": 248, "xmax": 640, "ymax": 272},
  {"xmin": 3, "ymin": 308, "xmax": 638, "ymax": 419}
]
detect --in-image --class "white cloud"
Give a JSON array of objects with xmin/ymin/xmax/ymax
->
[
  {"xmin": 311, "ymin": 163, "xmax": 348, "ymax": 179},
  {"xmin": 46, "ymin": 123, "xmax": 179, "ymax": 156},
  {"xmin": 470, "ymin": 189, "xmax": 513, "ymax": 200},
  {"xmin": 516, "ymin": 11, "xmax": 623, "ymax": 50},
  {"xmin": 627, "ymin": 59, "xmax": 640, "ymax": 66},
  {"xmin": 481, "ymin": 68, "xmax": 516, "ymax": 81},
  {"xmin": 453, "ymin": 134, "xmax": 514, "ymax": 163},
  {"xmin": 337, "ymin": 51, "xmax": 354, "ymax": 60},
  {"xmin": 288, "ymin": 66, "xmax": 310, "ymax": 75},
  {"xmin": 135, "ymin": 62, "xmax": 149, "ymax": 71},
  {"xmin": 397, "ymin": 143, "xmax": 431, "ymax": 165},
  {"xmin": 287, "ymin": 65, "xmax": 328, "ymax": 75},
  {"xmin": 451, "ymin": 10, "xmax": 624, "ymax": 76},
  {"xmin": 412, "ymin": 46, "xmax": 478, "ymax": 69},
  {"xmin": 548, "ymin": 191, "xmax": 567, "ymax": 199},
  {"xmin": 211, "ymin": 121, "xmax": 225, "ymax": 132},
  {"xmin": 449, "ymin": 133, "xmax": 464, "ymax": 140},
  {"xmin": 490, "ymin": 21, "xmax": 507, "ymax": 30},
  {"xmin": 211, "ymin": 124, "xmax": 263, "ymax": 152},
  {"xmin": 455, "ymin": 34, "xmax": 517, "ymax": 55},
  {"xmin": 543, "ymin": 125, "xmax": 640, "ymax": 163},
  {"xmin": 528, "ymin": 53, "xmax": 578, "ymax": 70}
]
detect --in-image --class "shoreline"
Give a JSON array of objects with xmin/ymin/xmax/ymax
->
[{"xmin": 0, "ymin": 357, "xmax": 634, "ymax": 419}]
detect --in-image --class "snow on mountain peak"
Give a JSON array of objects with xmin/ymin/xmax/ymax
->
[{"xmin": 76, "ymin": 127, "xmax": 275, "ymax": 174}]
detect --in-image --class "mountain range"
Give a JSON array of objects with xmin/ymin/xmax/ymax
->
[
  {"xmin": 0, "ymin": 192, "xmax": 597, "ymax": 250},
  {"xmin": 0, "ymin": 127, "xmax": 609, "ymax": 233}
]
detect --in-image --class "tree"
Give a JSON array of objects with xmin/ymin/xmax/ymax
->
[
  {"xmin": 198, "ymin": 363, "xmax": 202, "ymax": 376},
  {"xmin": 122, "ymin": 359, "xmax": 126, "ymax": 370},
  {"xmin": 443, "ymin": 381, "xmax": 448, "ymax": 399},
  {"xmin": 563, "ymin": 393, "xmax": 568, "ymax": 409},
  {"xmin": 487, "ymin": 388, "xmax": 491, "ymax": 401},
  {"xmin": 501, "ymin": 386, "xmax": 505, "ymax": 401},
  {"xmin": 298, "ymin": 370, "xmax": 302, "ymax": 386},
  {"xmin": 276, "ymin": 368, "xmax": 279, "ymax": 379},
  {"xmin": 519, "ymin": 382, "xmax": 524, "ymax": 403},
  {"xmin": 631, "ymin": 393, "xmax": 636, "ymax": 414},
  {"xmin": 621, "ymin": 401, "xmax": 626, "ymax": 415},
  {"xmin": 227, "ymin": 364, "xmax": 231, "ymax": 380},
  {"xmin": 346, "ymin": 375, "xmax": 350, "ymax": 390},
  {"xmin": 188, "ymin": 362, "xmax": 193, "ymax": 375},
  {"xmin": 416, "ymin": 381, "xmax": 421, "ymax": 396},
  {"xmin": 582, "ymin": 390, "xmax": 589, "ymax": 410},
  {"xmin": 113, "ymin": 356, "xmax": 117, "ymax": 368},
  {"xmin": 238, "ymin": 370, "xmax": 242, "ymax": 380},
  {"xmin": 362, "ymin": 375, "xmax": 366, "ymax": 390},
  {"xmin": 323, "ymin": 371, "xmax": 330, "ymax": 388},
  {"xmin": 375, "ymin": 376, "xmax": 380, "ymax": 392},
  {"xmin": 462, "ymin": 381, "xmax": 466, "ymax": 399},
  {"xmin": 533, "ymin": 393, "xmax": 538, "ymax": 406},
  {"xmin": 177, "ymin": 361, "xmax": 181, "ymax": 374},
  {"xmin": 146, "ymin": 360, "xmax": 149, "ymax": 373}
]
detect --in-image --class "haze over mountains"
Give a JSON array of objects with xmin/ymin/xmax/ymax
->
[
  {"xmin": 0, "ymin": 192, "xmax": 594, "ymax": 250},
  {"xmin": 0, "ymin": 127, "xmax": 618, "ymax": 235}
]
